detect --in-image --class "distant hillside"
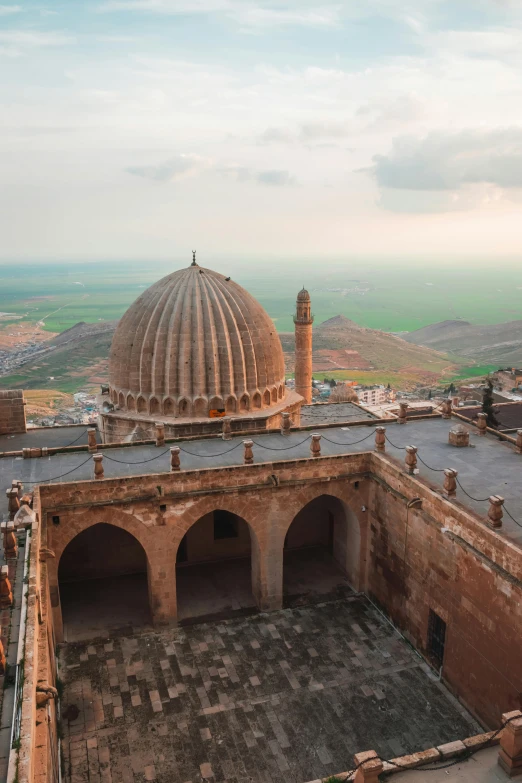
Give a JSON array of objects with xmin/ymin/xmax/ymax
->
[
  {"xmin": 280, "ymin": 314, "xmax": 461, "ymax": 386},
  {"xmin": 405, "ymin": 319, "xmax": 522, "ymax": 365}
]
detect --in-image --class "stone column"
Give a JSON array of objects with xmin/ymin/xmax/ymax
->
[
  {"xmin": 405, "ymin": 445, "xmax": 417, "ymax": 474},
  {"xmin": 441, "ymin": 399, "xmax": 452, "ymax": 419},
  {"xmin": 2, "ymin": 521, "xmax": 17, "ymax": 560},
  {"xmin": 243, "ymin": 440, "xmax": 254, "ymax": 465},
  {"xmin": 476, "ymin": 412, "xmax": 488, "ymax": 436},
  {"xmin": 280, "ymin": 412, "xmax": 291, "ymax": 436},
  {"xmin": 93, "ymin": 453, "xmax": 104, "ymax": 479},
  {"xmin": 293, "ymin": 289, "xmax": 314, "ymax": 404},
  {"xmin": 170, "ymin": 447, "xmax": 180, "ymax": 471},
  {"xmin": 516, "ymin": 430, "xmax": 522, "ymax": 454},
  {"xmin": 155, "ymin": 422, "xmax": 165, "ymax": 447},
  {"xmin": 397, "ymin": 402, "xmax": 408, "ymax": 424},
  {"xmin": 443, "ymin": 468, "xmax": 458, "ymax": 498},
  {"xmin": 222, "ymin": 419, "xmax": 231, "ymax": 440},
  {"xmin": 353, "ymin": 751, "xmax": 383, "ymax": 783},
  {"xmin": 374, "ymin": 426, "xmax": 386, "ymax": 452},
  {"xmin": 87, "ymin": 427, "xmax": 97, "ymax": 452},
  {"xmin": 6, "ymin": 488, "xmax": 20, "ymax": 521},
  {"xmin": 498, "ymin": 710, "xmax": 522, "ymax": 777},
  {"xmin": 487, "ymin": 495, "xmax": 504, "ymax": 529},
  {"xmin": 310, "ymin": 434, "xmax": 321, "ymax": 457},
  {"xmin": 0, "ymin": 566, "xmax": 13, "ymax": 607},
  {"xmin": 251, "ymin": 498, "xmax": 285, "ymax": 613}
]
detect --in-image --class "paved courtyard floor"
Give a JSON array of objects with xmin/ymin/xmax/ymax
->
[{"xmin": 59, "ymin": 596, "xmax": 481, "ymax": 783}]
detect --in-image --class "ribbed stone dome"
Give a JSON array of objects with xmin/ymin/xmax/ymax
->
[
  {"xmin": 297, "ymin": 287, "xmax": 310, "ymax": 302},
  {"xmin": 109, "ymin": 263, "xmax": 286, "ymax": 418}
]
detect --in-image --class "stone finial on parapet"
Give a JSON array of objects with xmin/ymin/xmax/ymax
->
[
  {"xmin": 516, "ymin": 430, "xmax": 522, "ymax": 454},
  {"xmin": 0, "ymin": 566, "xmax": 13, "ymax": 608},
  {"xmin": 11, "ymin": 480, "xmax": 23, "ymax": 497},
  {"xmin": 243, "ymin": 440, "xmax": 254, "ymax": 465},
  {"xmin": 170, "ymin": 446, "xmax": 180, "ymax": 471},
  {"xmin": 155, "ymin": 422, "xmax": 165, "ymax": 447},
  {"xmin": 441, "ymin": 399, "xmax": 452, "ymax": 419},
  {"xmin": 87, "ymin": 428, "xmax": 97, "ymax": 452},
  {"xmin": 452, "ymin": 396, "xmax": 460, "ymax": 409},
  {"xmin": 281, "ymin": 412, "xmax": 291, "ymax": 436},
  {"xmin": 443, "ymin": 468, "xmax": 458, "ymax": 498},
  {"xmin": 353, "ymin": 751, "xmax": 383, "ymax": 783},
  {"xmin": 476, "ymin": 412, "xmax": 488, "ymax": 436},
  {"xmin": 310, "ymin": 434, "xmax": 321, "ymax": 457},
  {"xmin": 374, "ymin": 426, "xmax": 386, "ymax": 452},
  {"xmin": 222, "ymin": 419, "xmax": 231, "ymax": 440},
  {"xmin": 499, "ymin": 710, "xmax": 522, "ymax": 777},
  {"xmin": 397, "ymin": 402, "xmax": 408, "ymax": 424},
  {"xmin": 93, "ymin": 453, "xmax": 104, "ymax": 480},
  {"xmin": 2, "ymin": 521, "xmax": 17, "ymax": 560},
  {"xmin": 405, "ymin": 445, "xmax": 418, "ymax": 475},
  {"xmin": 487, "ymin": 495, "xmax": 504, "ymax": 529},
  {"xmin": 6, "ymin": 488, "xmax": 20, "ymax": 522}
]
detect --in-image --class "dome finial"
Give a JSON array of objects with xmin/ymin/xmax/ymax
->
[{"xmin": 191, "ymin": 250, "xmax": 197, "ymax": 266}]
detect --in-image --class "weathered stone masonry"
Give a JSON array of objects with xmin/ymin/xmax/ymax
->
[
  {"xmin": 0, "ymin": 389, "xmax": 26, "ymax": 435},
  {"xmin": 36, "ymin": 450, "xmax": 522, "ymax": 731}
]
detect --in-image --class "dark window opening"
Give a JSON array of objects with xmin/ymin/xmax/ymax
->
[
  {"xmin": 427, "ymin": 609, "xmax": 446, "ymax": 669},
  {"xmin": 160, "ymin": 504, "xmax": 167, "ymax": 513},
  {"xmin": 214, "ymin": 510, "xmax": 238, "ymax": 540},
  {"xmin": 354, "ymin": 481, "xmax": 359, "ymax": 489},
  {"xmin": 52, "ymin": 515, "xmax": 60, "ymax": 526}
]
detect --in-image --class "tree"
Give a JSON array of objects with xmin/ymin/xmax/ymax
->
[
  {"xmin": 428, "ymin": 389, "xmax": 432, "ymax": 400},
  {"xmin": 330, "ymin": 383, "xmax": 358, "ymax": 403},
  {"xmin": 329, "ymin": 379, "xmax": 337, "ymax": 388},
  {"xmin": 482, "ymin": 379, "xmax": 498, "ymax": 427}
]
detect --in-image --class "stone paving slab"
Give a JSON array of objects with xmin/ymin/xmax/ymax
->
[{"xmin": 60, "ymin": 597, "xmax": 481, "ymax": 783}]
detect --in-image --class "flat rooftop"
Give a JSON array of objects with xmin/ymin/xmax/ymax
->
[
  {"xmin": 1, "ymin": 418, "xmax": 521, "ymax": 547},
  {"xmin": 300, "ymin": 402, "xmax": 376, "ymax": 426},
  {"xmin": 389, "ymin": 744, "xmax": 508, "ymax": 782},
  {"xmin": 60, "ymin": 597, "xmax": 480, "ymax": 783}
]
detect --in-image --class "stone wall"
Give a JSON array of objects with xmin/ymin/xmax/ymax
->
[{"xmin": 0, "ymin": 389, "xmax": 26, "ymax": 435}]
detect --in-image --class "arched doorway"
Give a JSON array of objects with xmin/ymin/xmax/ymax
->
[
  {"xmin": 58, "ymin": 523, "xmax": 152, "ymax": 641},
  {"xmin": 176, "ymin": 509, "xmax": 255, "ymax": 623},
  {"xmin": 283, "ymin": 494, "xmax": 359, "ymax": 604}
]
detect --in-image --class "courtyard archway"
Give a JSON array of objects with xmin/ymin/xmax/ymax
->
[
  {"xmin": 283, "ymin": 494, "xmax": 360, "ymax": 602},
  {"xmin": 58, "ymin": 523, "xmax": 152, "ymax": 641},
  {"xmin": 175, "ymin": 509, "xmax": 255, "ymax": 622}
]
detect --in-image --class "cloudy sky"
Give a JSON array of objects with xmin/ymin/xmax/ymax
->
[{"xmin": 2, "ymin": 0, "xmax": 522, "ymax": 261}]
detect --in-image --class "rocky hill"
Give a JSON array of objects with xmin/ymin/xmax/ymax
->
[{"xmin": 404, "ymin": 319, "xmax": 522, "ymax": 365}]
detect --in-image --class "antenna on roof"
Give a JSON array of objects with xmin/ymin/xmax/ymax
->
[{"xmin": 191, "ymin": 250, "xmax": 197, "ymax": 266}]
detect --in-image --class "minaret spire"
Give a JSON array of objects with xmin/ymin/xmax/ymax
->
[
  {"xmin": 294, "ymin": 287, "xmax": 313, "ymax": 405},
  {"xmin": 191, "ymin": 250, "xmax": 197, "ymax": 266}
]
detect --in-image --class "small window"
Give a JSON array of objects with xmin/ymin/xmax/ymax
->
[
  {"xmin": 214, "ymin": 510, "xmax": 238, "ymax": 540},
  {"xmin": 160, "ymin": 504, "xmax": 167, "ymax": 513},
  {"xmin": 52, "ymin": 515, "xmax": 60, "ymax": 526},
  {"xmin": 427, "ymin": 609, "xmax": 446, "ymax": 669}
]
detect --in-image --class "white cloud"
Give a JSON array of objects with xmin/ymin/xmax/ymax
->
[
  {"xmin": 126, "ymin": 153, "xmax": 208, "ymax": 181},
  {"xmin": 0, "ymin": 29, "xmax": 75, "ymax": 56},
  {"xmin": 0, "ymin": 4, "xmax": 22, "ymax": 14}
]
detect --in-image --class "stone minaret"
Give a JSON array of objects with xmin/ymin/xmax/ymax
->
[{"xmin": 294, "ymin": 287, "xmax": 313, "ymax": 404}]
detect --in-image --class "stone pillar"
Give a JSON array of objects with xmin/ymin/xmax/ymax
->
[
  {"xmin": 405, "ymin": 445, "xmax": 417, "ymax": 474},
  {"xmin": 353, "ymin": 751, "xmax": 383, "ymax": 783},
  {"xmin": 243, "ymin": 440, "xmax": 254, "ymax": 465},
  {"xmin": 251, "ymin": 497, "xmax": 285, "ymax": 613},
  {"xmin": 11, "ymin": 479, "xmax": 23, "ymax": 497},
  {"xmin": 441, "ymin": 399, "xmax": 452, "ymax": 419},
  {"xmin": 0, "ymin": 639, "xmax": 5, "ymax": 675},
  {"xmin": 0, "ymin": 566, "xmax": 13, "ymax": 608},
  {"xmin": 477, "ymin": 412, "xmax": 488, "ymax": 436},
  {"xmin": 6, "ymin": 488, "xmax": 20, "ymax": 521},
  {"xmin": 443, "ymin": 468, "xmax": 458, "ymax": 498},
  {"xmin": 499, "ymin": 710, "xmax": 522, "ymax": 777},
  {"xmin": 293, "ymin": 288, "xmax": 314, "ymax": 404},
  {"xmin": 93, "ymin": 453, "xmax": 104, "ymax": 479},
  {"xmin": 516, "ymin": 430, "xmax": 522, "ymax": 454},
  {"xmin": 155, "ymin": 422, "xmax": 165, "ymax": 447},
  {"xmin": 281, "ymin": 412, "xmax": 291, "ymax": 436},
  {"xmin": 2, "ymin": 521, "xmax": 17, "ymax": 560},
  {"xmin": 310, "ymin": 434, "xmax": 321, "ymax": 457},
  {"xmin": 374, "ymin": 426, "xmax": 386, "ymax": 452},
  {"xmin": 487, "ymin": 495, "xmax": 504, "ymax": 529},
  {"xmin": 170, "ymin": 446, "xmax": 180, "ymax": 471},
  {"xmin": 397, "ymin": 402, "xmax": 408, "ymax": 424},
  {"xmin": 452, "ymin": 396, "xmax": 460, "ymax": 409},
  {"xmin": 87, "ymin": 427, "xmax": 97, "ymax": 452},
  {"xmin": 222, "ymin": 419, "xmax": 231, "ymax": 440}
]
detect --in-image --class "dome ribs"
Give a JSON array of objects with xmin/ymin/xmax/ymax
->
[
  {"xmin": 192, "ymin": 273, "xmax": 207, "ymax": 402},
  {"xmin": 202, "ymin": 273, "xmax": 234, "ymax": 398},
  {"xmin": 199, "ymin": 274, "xmax": 221, "ymax": 399},
  {"xmin": 209, "ymin": 276, "xmax": 249, "ymax": 396},
  {"xmin": 139, "ymin": 281, "xmax": 176, "ymax": 395},
  {"xmin": 153, "ymin": 274, "xmax": 184, "ymax": 398},
  {"xmin": 165, "ymin": 271, "xmax": 190, "ymax": 399}
]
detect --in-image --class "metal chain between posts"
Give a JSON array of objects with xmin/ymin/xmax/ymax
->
[
  {"xmin": 23, "ymin": 455, "xmax": 94, "ymax": 485},
  {"xmin": 102, "ymin": 449, "xmax": 171, "ymax": 465},
  {"xmin": 321, "ymin": 430, "xmax": 375, "ymax": 446},
  {"xmin": 179, "ymin": 441, "xmax": 244, "ymax": 457},
  {"xmin": 251, "ymin": 436, "xmax": 311, "ymax": 451}
]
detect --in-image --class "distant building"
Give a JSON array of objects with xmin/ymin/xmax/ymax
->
[
  {"xmin": 493, "ymin": 368, "xmax": 522, "ymax": 392},
  {"xmin": 354, "ymin": 384, "xmax": 389, "ymax": 406}
]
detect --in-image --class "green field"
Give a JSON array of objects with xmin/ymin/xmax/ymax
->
[{"xmin": 1, "ymin": 260, "xmax": 522, "ymax": 336}]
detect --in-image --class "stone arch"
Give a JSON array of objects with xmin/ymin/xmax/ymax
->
[
  {"xmin": 278, "ymin": 384, "xmax": 284, "ymax": 400},
  {"xmin": 118, "ymin": 392, "xmax": 125, "ymax": 408},
  {"xmin": 126, "ymin": 393, "xmax": 135, "ymax": 411},
  {"xmin": 271, "ymin": 387, "xmax": 277, "ymax": 403},
  {"xmin": 263, "ymin": 389, "xmax": 271, "ymax": 407},
  {"xmin": 178, "ymin": 398, "xmax": 191, "ymax": 417},
  {"xmin": 149, "ymin": 396, "xmax": 160, "ymax": 415},
  {"xmin": 111, "ymin": 389, "xmax": 118, "ymax": 404},
  {"xmin": 193, "ymin": 397, "xmax": 207, "ymax": 417},
  {"xmin": 163, "ymin": 397, "xmax": 175, "ymax": 416},
  {"xmin": 209, "ymin": 395, "xmax": 224, "ymax": 412},
  {"xmin": 137, "ymin": 395, "xmax": 147, "ymax": 413},
  {"xmin": 252, "ymin": 392, "xmax": 262, "ymax": 409},
  {"xmin": 225, "ymin": 395, "xmax": 237, "ymax": 414},
  {"xmin": 239, "ymin": 394, "xmax": 250, "ymax": 412}
]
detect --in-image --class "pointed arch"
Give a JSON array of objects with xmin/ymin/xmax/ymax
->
[{"xmin": 137, "ymin": 395, "xmax": 147, "ymax": 413}]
